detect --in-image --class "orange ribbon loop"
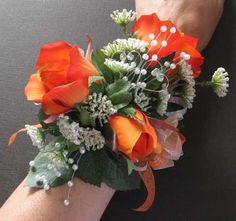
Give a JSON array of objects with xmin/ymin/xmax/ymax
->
[{"xmin": 134, "ymin": 164, "xmax": 156, "ymax": 212}]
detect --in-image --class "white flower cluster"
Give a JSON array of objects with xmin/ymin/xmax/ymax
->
[
  {"xmin": 134, "ymin": 91, "xmax": 150, "ymax": 112},
  {"xmin": 88, "ymin": 93, "xmax": 117, "ymax": 126},
  {"xmin": 57, "ymin": 114, "xmax": 105, "ymax": 151},
  {"xmin": 102, "ymin": 38, "xmax": 147, "ymax": 57},
  {"xmin": 25, "ymin": 125, "xmax": 45, "ymax": 149},
  {"xmin": 179, "ymin": 60, "xmax": 195, "ymax": 86},
  {"xmin": 211, "ymin": 67, "xmax": 229, "ymax": 97},
  {"xmin": 104, "ymin": 58, "xmax": 135, "ymax": 73},
  {"xmin": 110, "ymin": 9, "xmax": 136, "ymax": 27},
  {"xmin": 182, "ymin": 84, "xmax": 196, "ymax": 109},
  {"xmin": 157, "ymin": 89, "xmax": 171, "ymax": 116}
]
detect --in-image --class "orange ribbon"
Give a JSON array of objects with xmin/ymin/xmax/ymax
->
[
  {"xmin": 8, "ymin": 124, "xmax": 42, "ymax": 146},
  {"xmin": 134, "ymin": 164, "xmax": 155, "ymax": 212}
]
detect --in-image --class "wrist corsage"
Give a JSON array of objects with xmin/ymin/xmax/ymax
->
[{"xmin": 9, "ymin": 9, "xmax": 229, "ymax": 211}]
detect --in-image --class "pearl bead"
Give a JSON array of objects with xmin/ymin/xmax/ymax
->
[
  {"xmin": 72, "ymin": 164, "xmax": 78, "ymax": 171},
  {"xmin": 56, "ymin": 171, "xmax": 62, "ymax": 177},
  {"xmin": 29, "ymin": 161, "xmax": 35, "ymax": 167},
  {"xmin": 151, "ymin": 54, "xmax": 158, "ymax": 61},
  {"xmin": 170, "ymin": 27, "xmax": 177, "ymax": 33},
  {"xmin": 134, "ymin": 68, "xmax": 140, "ymax": 75},
  {"xmin": 131, "ymin": 62, "xmax": 136, "ymax": 68},
  {"xmin": 160, "ymin": 25, "xmax": 167, "ymax": 32},
  {"xmin": 148, "ymin": 33, "xmax": 155, "ymax": 40},
  {"xmin": 150, "ymin": 40, "xmax": 158, "ymax": 47},
  {"xmin": 164, "ymin": 61, "xmax": 170, "ymax": 67},
  {"xmin": 140, "ymin": 69, "xmax": 147, "ymax": 75},
  {"xmin": 180, "ymin": 51, "xmax": 186, "ymax": 58},
  {"xmin": 170, "ymin": 63, "xmax": 176, "ymax": 69},
  {"xmin": 184, "ymin": 54, "xmax": 191, "ymax": 60},
  {"xmin": 67, "ymin": 181, "xmax": 74, "ymax": 187},
  {"xmin": 80, "ymin": 148, "xmax": 86, "ymax": 155},
  {"xmin": 161, "ymin": 41, "xmax": 167, "ymax": 47},
  {"xmin": 142, "ymin": 54, "xmax": 149, "ymax": 60},
  {"xmin": 55, "ymin": 142, "xmax": 61, "ymax": 148},
  {"xmin": 64, "ymin": 199, "xmax": 70, "ymax": 207},
  {"xmin": 68, "ymin": 158, "xmax": 74, "ymax": 164},
  {"xmin": 44, "ymin": 184, "xmax": 50, "ymax": 191}
]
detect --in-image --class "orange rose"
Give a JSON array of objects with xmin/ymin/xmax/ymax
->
[
  {"xmin": 132, "ymin": 14, "xmax": 204, "ymax": 77},
  {"xmin": 109, "ymin": 109, "xmax": 162, "ymax": 161},
  {"xmin": 24, "ymin": 41, "xmax": 98, "ymax": 115}
]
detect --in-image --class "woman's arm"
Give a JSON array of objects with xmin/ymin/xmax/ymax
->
[
  {"xmin": 0, "ymin": 178, "xmax": 115, "ymax": 221},
  {"xmin": 135, "ymin": 0, "xmax": 224, "ymax": 50}
]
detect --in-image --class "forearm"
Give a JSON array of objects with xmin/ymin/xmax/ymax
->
[{"xmin": 0, "ymin": 178, "xmax": 115, "ymax": 221}]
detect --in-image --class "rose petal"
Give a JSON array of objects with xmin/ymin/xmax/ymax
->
[
  {"xmin": 42, "ymin": 79, "xmax": 89, "ymax": 115},
  {"xmin": 110, "ymin": 114, "xmax": 143, "ymax": 157},
  {"xmin": 24, "ymin": 73, "xmax": 48, "ymax": 103},
  {"xmin": 36, "ymin": 41, "xmax": 72, "ymax": 69},
  {"xmin": 67, "ymin": 46, "xmax": 98, "ymax": 83}
]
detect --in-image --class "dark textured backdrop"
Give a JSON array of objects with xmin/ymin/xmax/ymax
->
[{"xmin": 0, "ymin": 0, "xmax": 235, "ymax": 220}]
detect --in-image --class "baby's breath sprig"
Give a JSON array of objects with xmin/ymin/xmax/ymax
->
[
  {"xmin": 110, "ymin": 9, "xmax": 136, "ymax": 35},
  {"xmin": 197, "ymin": 67, "xmax": 229, "ymax": 98}
]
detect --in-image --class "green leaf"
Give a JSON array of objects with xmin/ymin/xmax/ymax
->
[
  {"xmin": 89, "ymin": 76, "xmax": 106, "ymax": 94},
  {"xmin": 26, "ymin": 151, "xmax": 72, "ymax": 188},
  {"xmin": 92, "ymin": 48, "xmax": 114, "ymax": 83},
  {"xmin": 118, "ymin": 106, "xmax": 143, "ymax": 124},
  {"xmin": 44, "ymin": 136, "xmax": 66, "ymax": 151},
  {"xmin": 66, "ymin": 140, "xmax": 82, "ymax": 152},
  {"xmin": 76, "ymin": 104, "xmax": 96, "ymax": 127},
  {"xmin": 75, "ymin": 148, "xmax": 109, "ymax": 187},
  {"xmin": 106, "ymin": 79, "xmax": 132, "ymax": 108},
  {"xmin": 38, "ymin": 108, "xmax": 48, "ymax": 122},
  {"xmin": 126, "ymin": 158, "xmax": 135, "ymax": 175},
  {"xmin": 102, "ymin": 149, "xmax": 141, "ymax": 191}
]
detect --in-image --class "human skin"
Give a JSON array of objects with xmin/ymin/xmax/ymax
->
[
  {"xmin": 135, "ymin": 0, "xmax": 225, "ymax": 51},
  {"xmin": 0, "ymin": 1, "xmax": 225, "ymax": 220},
  {"xmin": 0, "ymin": 178, "xmax": 115, "ymax": 221}
]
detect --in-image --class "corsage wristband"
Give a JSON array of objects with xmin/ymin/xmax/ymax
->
[{"xmin": 8, "ymin": 9, "xmax": 229, "ymax": 211}]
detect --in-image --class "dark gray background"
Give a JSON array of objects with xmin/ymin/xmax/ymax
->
[{"xmin": 0, "ymin": 0, "xmax": 235, "ymax": 220}]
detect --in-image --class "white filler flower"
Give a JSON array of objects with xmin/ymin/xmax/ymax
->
[
  {"xmin": 157, "ymin": 88, "xmax": 171, "ymax": 116},
  {"xmin": 25, "ymin": 125, "xmax": 45, "ymax": 149},
  {"xmin": 211, "ymin": 67, "xmax": 229, "ymax": 97},
  {"xmin": 110, "ymin": 9, "xmax": 136, "ymax": 27},
  {"xmin": 57, "ymin": 114, "xmax": 105, "ymax": 151}
]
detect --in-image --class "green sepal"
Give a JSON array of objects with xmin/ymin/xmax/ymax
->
[
  {"xmin": 106, "ymin": 79, "xmax": 132, "ymax": 108},
  {"xmin": 26, "ymin": 151, "xmax": 72, "ymax": 188},
  {"xmin": 92, "ymin": 48, "xmax": 114, "ymax": 83}
]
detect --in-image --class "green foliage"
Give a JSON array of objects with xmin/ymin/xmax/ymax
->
[
  {"xmin": 76, "ymin": 104, "xmax": 96, "ymax": 127},
  {"xmin": 26, "ymin": 151, "xmax": 72, "ymax": 188},
  {"xmin": 38, "ymin": 109, "xmax": 60, "ymax": 136},
  {"xmin": 89, "ymin": 76, "xmax": 106, "ymax": 94},
  {"xmin": 106, "ymin": 79, "xmax": 132, "ymax": 109},
  {"xmin": 126, "ymin": 158, "xmax": 135, "ymax": 175},
  {"xmin": 92, "ymin": 48, "xmax": 114, "ymax": 83},
  {"xmin": 118, "ymin": 106, "xmax": 143, "ymax": 124},
  {"xmin": 102, "ymin": 149, "xmax": 140, "ymax": 191},
  {"xmin": 76, "ymin": 147, "xmax": 140, "ymax": 191},
  {"xmin": 75, "ymin": 148, "xmax": 109, "ymax": 186}
]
